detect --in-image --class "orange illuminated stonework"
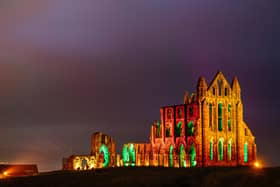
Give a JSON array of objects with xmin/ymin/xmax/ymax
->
[
  {"xmin": 63, "ymin": 71, "xmax": 257, "ymax": 170},
  {"xmin": 123, "ymin": 71, "xmax": 257, "ymax": 167}
]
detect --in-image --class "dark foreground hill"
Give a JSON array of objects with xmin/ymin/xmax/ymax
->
[{"xmin": 0, "ymin": 167, "xmax": 279, "ymax": 187}]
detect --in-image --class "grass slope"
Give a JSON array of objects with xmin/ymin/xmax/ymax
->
[{"xmin": 0, "ymin": 167, "xmax": 279, "ymax": 187}]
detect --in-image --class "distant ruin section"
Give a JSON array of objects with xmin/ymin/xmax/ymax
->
[{"xmin": 63, "ymin": 132, "xmax": 118, "ymax": 170}]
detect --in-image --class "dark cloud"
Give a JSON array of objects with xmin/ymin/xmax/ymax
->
[{"xmin": 0, "ymin": 0, "xmax": 279, "ymax": 170}]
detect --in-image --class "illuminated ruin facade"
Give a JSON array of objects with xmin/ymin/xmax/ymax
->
[
  {"xmin": 122, "ymin": 72, "xmax": 257, "ymax": 167},
  {"xmin": 63, "ymin": 72, "xmax": 257, "ymax": 170}
]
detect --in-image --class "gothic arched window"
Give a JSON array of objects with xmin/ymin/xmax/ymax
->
[
  {"xmin": 179, "ymin": 144, "xmax": 186, "ymax": 168},
  {"xmin": 209, "ymin": 103, "xmax": 212, "ymax": 129},
  {"xmin": 187, "ymin": 121, "xmax": 194, "ymax": 136},
  {"xmin": 228, "ymin": 141, "xmax": 232, "ymax": 161},
  {"xmin": 167, "ymin": 109, "xmax": 172, "ymax": 120},
  {"xmin": 244, "ymin": 143, "xmax": 248, "ymax": 163},
  {"xmin": 189, "ymin": 144, "xmax": 196, "ymax": 167},
  {"xmin": 177, "ymin": 108, "xmax": 183, "ymax": 118},
  {"xmin": 228, "ymin": 104, "xmax": 231, "ymax": 131},
  {"xmin": 169, "ymin": 145, "xmax": 173, "ymax": 167},
  {"xmin": 218, "ymin": 139, "xmax": 223, "ymax": 161},
  {"xmin": 156, "ymin": 121, "xmax": 161, "ymax": 138},
  {"xmin": 218, "ymin": 103, "xmax": 223, "ymax": 131},
  {"xmin": 210, "ymin": 140, "xmax": 213, "ymax": 161}
]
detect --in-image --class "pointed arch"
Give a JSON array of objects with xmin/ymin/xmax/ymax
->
[
  {"xmin": 179, "ymin": 144, "xmax": 186, "ymax": 168},
  {"xmin": 244, "ymin": 142, "xmax": 248, "ymax": 163},
  {"xmin": 99, "ymin": 144, "xmax": 110, "ymax": 167},
  {"xmin": 218, "ymin": 102, "xmax": 223, "ymax": 131},
  {"xmin": 122, "ymin": 144, "xmax": 136, "ymax": 167},
  {"xmin": 129, "ymin": 144, "xmax": 136, "ymax": 166},
  {"xmin": 209, "ymin": 103, "xmax": 212, "ymax": 128},
  {"xmin": 210, "ymin": 139, "xmax": 213, "ymax": 161},
  {"xmin": 169, "ymin": 145, "xmax": 174, "ymax": 167},
  {"xmin": 189, "ymin": 144, "xmax": 197, "ymax": 167},
  {"xmin": 218, "ymin": 138, "xmax": 223, "ymax": 161},
  {"xmin": 122, "ymin": 145, "xmax": 129, "ymax": 166},
  {"xmin": 228, "ymin": 104, "xmax": 231, "ymax": 131},
  {"xmin": 228, "ymin": 139, "xmax": 232, "ymax": 161}
]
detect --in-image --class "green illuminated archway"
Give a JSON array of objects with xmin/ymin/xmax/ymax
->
[
  {"xmin": 99, "ymin": 144, "xmax": 110, "ymax": 167},
  {"xmin": 218, "ymin": 139, "xmax": 223, "ymax": 161},
  {"xmin": 129, "ymin": 144, "xmax": 136, "ymax": 166},
  {"xmin": 189, "ymin": 144, "xmax": 196, "ymax": 167},
  {"xmin": 228, "ymin": 104, "xmax": 231, "ymax": 131},
  {"xmin": 244, "ymin": 142, "xmax": 248, "ymax": 163},
  {"xmin": 169, "ymin": 145, "xmax": 173, "ymax": 167},
  {"xmin": 179, "ymin": 144, "xmax": 186, "ymax": 167},
  {"xmin": 122, "ymin": 145, "xmax": 129, "ymax": 166},
  {"xmin": 122, "ymin": 144, "xmax": 136, "ymax": 166}
]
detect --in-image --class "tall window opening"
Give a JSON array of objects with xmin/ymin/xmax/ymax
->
[
  {"xmin": 228, "ymin": 141, "xmax": 232, "ymax": 161},
  {"xmin": 169, "ymin": 145, "xmax": 173, "ymax": 167},
  {"xmin": 187, "ymin": 121, "xmax": 194, "ymax": 136},
  {"xmin": 210, "ymin": 140, "xmax": 213, "ymax": 161},
  {"xmin": 177, "ymin": 108, "xmax": 183, "ymax": 118},
  {"xmin": 218, "ymin": 139, "xmax": 223, "ymax": 161},
  {"xmin": 244, "ymin": 143, "xmax": 248, "ymax": 163},
  {"xmin": 218, "ymin": 103, "xmax": 223, "ymax": 131},
  {"xmin": 228, "ymin": 104, "xmax": 231, "ymax": 131},
  {"xmin": 99, "ymin": 144, "xmax": 110, "ymax": 167},
  {"xmin": 179, "ymin": 144, "xmax": 186, "ymax": 168},
  {"xmin": 209, "ymin": 103, "xmax": 212, "ymax": 129},
  {"xmin": 176, "ymin": 122, "xmax": 182, "ymax": 137},
  {"xmin": 156, "ymin": 121, "xmax": 161, "ymax": 138},
  {"xmin": 189, "ymin": 144, "xmax": 196, "ymax": 167},
  {"xmin": 167, "ymin": 109, "xmax": 172, "ymax": 119}
]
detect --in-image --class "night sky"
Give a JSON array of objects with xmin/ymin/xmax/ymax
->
[{"xmin": 0, "ymin": 1, "xmax": 279, "ymax": 171}]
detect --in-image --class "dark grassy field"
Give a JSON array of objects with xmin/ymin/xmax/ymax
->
[{"xmin": 0, "ymin": 167, "xmax": 279, "ymax": 187}]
